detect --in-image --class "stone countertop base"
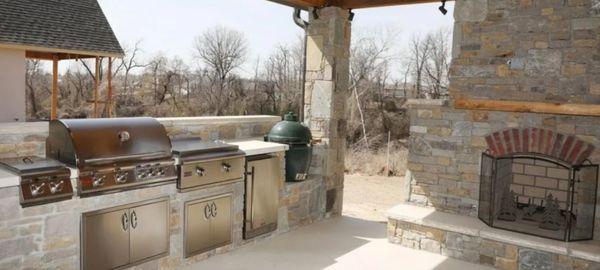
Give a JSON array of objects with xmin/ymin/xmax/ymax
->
[{"xmin": 387, "ymin": 203, "xmax": 600, "ymax": 264}]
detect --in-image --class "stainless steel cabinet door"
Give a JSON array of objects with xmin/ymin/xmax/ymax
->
[
  {"xmin": 129, "ymin": 200, "xmax": 169, "ymax": 263},
  {"xmin": 247, "ymin": 157, "xmax": 280, "ymax": 231},
  {"xmin": 211, "ymin": 196, "xmax": 232, "ymax": 247},
  {"xmin": 185, "ymin": 200, "xmax": 212, "ymax": 257},
  {"xmin": 82, "ymin": 210, "xmax": 130, "ymax": 270}
]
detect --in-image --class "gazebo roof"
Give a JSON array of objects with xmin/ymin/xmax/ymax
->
[
  {"xmin": 0, "ymin": 0, "xmax": 124, "ymax": 60},
  {"xmin": 268, "ymin": 0, "xmax": 444, "ymax": 10}
]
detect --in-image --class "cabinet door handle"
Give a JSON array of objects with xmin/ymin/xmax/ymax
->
[
  {"xmin": 250, "ymin": 166, "xmax": 256, "ymax": 223},
  {"xmin": 204, "ymin": 202, "xmax": 218, "ymax": 219},
  {"xmin": 131, "ymin": 210, "xmax": 138, "ymax": 229},
  {"xmin": 211, "ymin": 202, "xmax": 218, "ymax": 218},
  {"xmin": 121, "ymin": 212, "xmax": 129, "ymax": 231}
]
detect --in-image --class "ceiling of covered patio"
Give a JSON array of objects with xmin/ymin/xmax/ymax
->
[{"xmin": 267, "ymin": 0, "xmax": 449, "ymax": 9}]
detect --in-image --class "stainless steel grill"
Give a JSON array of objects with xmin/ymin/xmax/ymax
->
[{"xmin": 46, "ymin": 118, "xmax": 177, "ymax": 196}]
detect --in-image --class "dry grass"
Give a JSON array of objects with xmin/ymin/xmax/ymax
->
[{"xmin": 345, "ymin": 142, "xmax": 408, "ymax": 176}]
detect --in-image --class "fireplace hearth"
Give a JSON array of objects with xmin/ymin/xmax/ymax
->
[{"xmin": 479, "ymin": 128, "xmax": 599, "ymax": 241}]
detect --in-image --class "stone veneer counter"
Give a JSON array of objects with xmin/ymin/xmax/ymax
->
[{"xmin": 0, "ymin": 115, "xmax": 329, "ymax": 269}]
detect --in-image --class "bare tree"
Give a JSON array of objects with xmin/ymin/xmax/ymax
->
[
  {"xmin": 193, "ymin": 25, "xmax": 248, "ymax": 115},
  {"xmin": 261, "ymin": 43, "xmax": 303, "ymax": 115},
  {"xmin": 116, "ymin": 40, "xmax": 145, "ymax": 96},
  {"xmin": 25, "ymin": 60, "xmax": 44, "ymax": 117},
  {"xmin": 349, "ymin": 27, "xmax": 399, "ymax": 150},
  {"xmin": 424, "ymin": 29, "xmax": 451, "ymax": 99},
  {"xmin": 408, "ymin": 34, "xmax": 432, "ymax": 98}
]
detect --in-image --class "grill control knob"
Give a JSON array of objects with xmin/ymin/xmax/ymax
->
[
  {"xmin": 116, "ymin": 173, "xmax": 128, "ymax": 184},
  {"xmin": 158, "ymin": 168, "xmax": 166, "ymax": 176},
  {"xmin": 93, "ymin": 176, "xmax": 106, "ymax": 187},
  {"xmin": 49, "ymin": 181, "xmax": 64, "ymax": 194},
  {"xmin": 222, "ymin": 163, "xmax": 232, "ymax": 173},
  {"xmin": 30, "ymin": 183, "xmax": 46, "ymax": 197},
  {"xmin": 196, "ymin": 167, "xmax": 205, "ymax": 177}
]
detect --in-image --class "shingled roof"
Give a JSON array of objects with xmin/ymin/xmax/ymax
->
[{"xmin": 0, "ymin": 0, "xmax": 124, "ymax": 58}]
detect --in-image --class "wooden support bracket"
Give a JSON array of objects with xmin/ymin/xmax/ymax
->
[{"xmin": 454, "ymin": 99, "xmax": 600, "ymax": 117}]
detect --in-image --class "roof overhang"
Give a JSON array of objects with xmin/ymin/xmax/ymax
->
[
  {"xmin": 0, "ymin": 43, "xmax": 123, "ymax": 60},
  {"xmin": 267, "ymin": 0, "xmax": 450, "ymax": 10}
]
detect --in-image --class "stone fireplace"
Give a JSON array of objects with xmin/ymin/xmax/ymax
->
[
  {"xmin": 388, "ymin": 1, "xmax": 600, "ymax": 268},
  {"xmin": 478, "ymin": 128, "xmax": 598, "ymax": 241}
]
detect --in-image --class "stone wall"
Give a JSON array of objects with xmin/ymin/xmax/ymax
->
[
  {"xmin": 388, "ymin": 219, "xmax": 600, "ymax": 270},
  {"xmin": 406, "ymin": 100, "xmax": 600, "ymax": 237},
  {"xmin": 0, "ymin": 116, "xmax": 279, "ymax": 159},
  {"xmin": 451, "ymin": 0, "xmax": 600, "ymax": 104}
]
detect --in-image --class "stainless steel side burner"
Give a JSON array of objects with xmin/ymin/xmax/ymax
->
[{"xmin": 0, "ymin": 156, "xmax": 73, "ymax": 206}]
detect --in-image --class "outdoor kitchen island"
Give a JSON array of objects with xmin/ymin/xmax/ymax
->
[{"xmin": 0, "ymin": 116, "xmax": 327, "ymax": 270}]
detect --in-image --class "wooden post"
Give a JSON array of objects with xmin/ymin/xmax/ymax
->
[
  {"xmin": 51, "ymin": 55, "xmax": 59, "ymax": 120},
  {"xmin": 94, "ymin": 56, "xmax": 100, "ymax": 118},
  {"xmin": 107, "ymin": 57, "xmax": 113, "ymax": 117}
]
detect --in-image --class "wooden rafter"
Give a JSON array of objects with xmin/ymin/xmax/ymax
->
[
  {"xmin": 266, "ymin": 0, "xmax": 445, "ymax": 9},
  {"xmin": 333, "ymin": 0, "xmax": 449, "ymax": 9},
  {"xmin": 267, "ymin": 0, "xmax": 325, "ymax": 9}
]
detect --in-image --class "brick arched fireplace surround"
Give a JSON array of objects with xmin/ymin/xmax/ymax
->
[{"xmin": 480, "ymin": 128, "xmax": 599, "ymax": 242}]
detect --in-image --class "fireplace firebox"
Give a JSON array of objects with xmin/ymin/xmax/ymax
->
[
  {"xmin": 479, "ymin": 153, "xmax": 598, "ymax": 241},
  {"xmin": 479, "ymin": 128, "xmax": 600, "ymax": 241}
]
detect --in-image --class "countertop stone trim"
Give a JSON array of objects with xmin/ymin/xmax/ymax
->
[{"xmin": 387, "ymin": 203, "xmax": 600, "ymax": 263}]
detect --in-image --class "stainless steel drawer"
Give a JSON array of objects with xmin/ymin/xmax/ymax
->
[{"xmin": 179, "ymin": 157, "xmax": 244, "ymax": 190}]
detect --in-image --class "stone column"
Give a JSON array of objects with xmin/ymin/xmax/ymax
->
[{"xmin": 303, "ymin": 7, "xmax": 351, "ymax": 216}]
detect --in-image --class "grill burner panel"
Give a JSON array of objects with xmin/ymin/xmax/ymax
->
[
  {"xmin": 0, "ymin": 157, "xmax": 73, "ymax": 206},
  {"xmin": 77, "ymin": 161, "xmax": 177, "ymax": 196}
]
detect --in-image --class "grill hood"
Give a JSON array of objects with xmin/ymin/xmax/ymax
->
[{"xmin": 46, "ymin": 118, "xmax": 172, "ymax": 167}]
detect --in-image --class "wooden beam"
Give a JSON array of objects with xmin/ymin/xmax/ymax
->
[
  {"xmin": 266, "ymin": 0, "xmax": 325, "ymax": 9},
  {"xmin": 334, "ymin": 0, "xmax": 450, "ymax": 9},
  {"xmin": 107, "ymin": 57, "xmax": 113, "ymax": 118},
  {"xmin": 51, "ymin": 55, "xmax": 59, "ymax": 120},
  {"xmin": 267, "ymin": 0, "xmax": 447, "ymax": 10},
  {"xmin": 454, "ymin": 99, "xmax": 600, "ymax": 117},
  {"xmin": 94, "ymin": 56, "xmax": 100, "ymax": 118}
]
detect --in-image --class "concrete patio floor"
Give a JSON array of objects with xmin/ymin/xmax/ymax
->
[{"xmin": 185, "ymin": 216, "xmax": 493, "ymax": 270}]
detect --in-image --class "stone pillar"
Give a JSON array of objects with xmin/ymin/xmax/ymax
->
[{"xmin": 303, "ymin": 7, "xmax": 351, "ymax": 216}]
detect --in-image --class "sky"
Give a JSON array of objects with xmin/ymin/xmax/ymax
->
[{"xmin": 83, "ymin": 0, "xmax": 455, "ymax": 76}]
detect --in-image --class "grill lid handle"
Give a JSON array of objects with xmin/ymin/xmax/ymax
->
[{"xmin": 118, "ymin": 131, "xmax": 131, "ymax": 143}]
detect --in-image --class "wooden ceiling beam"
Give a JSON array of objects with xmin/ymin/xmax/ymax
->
[
  {"xmin": 267, "ymin": 0, "xmax": 449, "ymax": 10},
  {"xmin": 267, "ymin": 0, "xmax": 326, "ymax": 9},
  {"xmin": 333, "ymin": 0, "xmax": 449, "ymax": 9}
]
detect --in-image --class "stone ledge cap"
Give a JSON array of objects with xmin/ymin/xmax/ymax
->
[{"xmin": 387, "ymin": 203, "xmax": 600, "ymax": 263}]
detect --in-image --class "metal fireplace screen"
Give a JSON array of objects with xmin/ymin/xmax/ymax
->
[{"xmin": 479, "ymin": 153, "xmax": 599, "ymax": 241}]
